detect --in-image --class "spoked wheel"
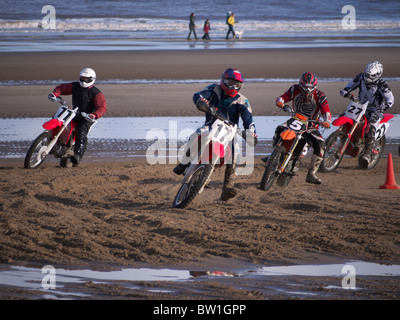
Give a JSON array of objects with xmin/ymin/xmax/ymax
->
[
  {"xmin": 260, "ymin": 146, "xmax": 286, "ymax": 191},
  {"xmin": 358, "ymin": 135, "xmax": 386, "ymax": 170},
  {"xmin": 173, "ymin": 163, "xmax": 214, "ymax": 209},
  {"xmin": 320, "ymin": 131, "xmax": 346, "ymax": 172},
  {"xmin": 24, "ymin": 132, "xmax": 53, "ymax": 169}
]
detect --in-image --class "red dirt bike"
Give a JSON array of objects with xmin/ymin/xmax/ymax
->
[
  {"xmin": 260, "ymin": 106, "xmax": 320, "ymax": 191},
  {"xmin": 173, "ymin": 102, "xmax": 256, "ymax": 208},
  {"xmin": 24, "ymin": 95, "xmax": 96, "ymax": 169},
  {"xmin": 320, "ymin": 94, "xmax": 393, "ymax": 172}
]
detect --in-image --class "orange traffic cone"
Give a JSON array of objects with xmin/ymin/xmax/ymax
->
[{"xmin": 379, "ymin": 153, "xmax": 400, "ymax": 189}]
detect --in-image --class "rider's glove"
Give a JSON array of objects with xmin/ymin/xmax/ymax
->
[
  {"xmin": 88, "ymin": 113, "xmax": 96, "ymax": 120},
  {"xmin": 48, "ymin": 92, "xmax": 57, "ymax": 101},
  {"xmin": 321, "ymin": 121, "xmax": 331, "ymax": 128},
  {"xmin": 379, "ymin": 103, "xmax": 390, "ymax": 111},
  {"xmin": 340, "ymin": 90, "xmax": 350, "ymax": 98},
  {"xmin": 276, "ymin": 97, "xmax": 284, "ymax": 108},
  {"xmin": 283, "ymin": 105, "xmax": 292, "ymax": 113}
]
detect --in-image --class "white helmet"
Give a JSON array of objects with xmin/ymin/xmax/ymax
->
[
  {"xmin": 79, "ymin": 67, "xmax": 96, "ymax": 88},
  {"xmin": 364, "ymin": 61, "xmax": 383, "ymax": 84}
]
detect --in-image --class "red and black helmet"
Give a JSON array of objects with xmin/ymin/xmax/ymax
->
[
  {"xmin": 299, "ymin": 72, "xmax": 318, "ymax": 94},
  {"xmin": 220, "ymin": 68, "xmax": 243, "ymax": 97}
]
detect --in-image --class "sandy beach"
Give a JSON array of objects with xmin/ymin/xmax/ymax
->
[
  {"xmin": 1, "ymin": 47, "xmax": 400, "ymax": 118},
  {"xmin": 1, "ymin": 47, "xmax": 400, "ymax": 300}
]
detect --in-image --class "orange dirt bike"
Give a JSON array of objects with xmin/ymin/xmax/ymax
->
[
  {"xmin": 173, "ymin": 102, "xmax": 256, "ymax": 208},
  {"xmin": 260, "ymin": 106, "xmax": 321, "ymax": 191},
  {"xmin": 24, "ymin": 95, "xmax": 96, "ymax": 169},
  {"xmin": 320, "ymin": 94, "xmax": 393, "ymax": 172}
]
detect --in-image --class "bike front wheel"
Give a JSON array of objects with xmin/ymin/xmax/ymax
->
[
  {"xmin": 320, "ymin": 131, "xmax": 346, "ymax": 172},
  {"xmin": 260, "ymin": 146, "xmax": 286, "ymax": 191},
  {"xmin": 173, "ymin": 163, "xmax": 214, "ymax": 209},
  {"xmin": 24, "ymin": 132, "xmax": 53, "ymax": 169}
]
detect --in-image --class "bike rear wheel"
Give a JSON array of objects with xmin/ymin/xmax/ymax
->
[
  {"xmin": 320, "ymin": 131, "xmax": 346, "ymax": 172},
  {"xmin": 173, "ymin": 163, "xmax": 214, "ymax": 209},
  {"xmin": 359, "ymin": 135, "xmax": 386, "ymax": 170},
  {"xmin": 24, "ymin": 131, "xmax": 53, "ymax": 169},
  {"xmin": 260, "ymin": 146, "xmax": 286, "ymax": 191}
]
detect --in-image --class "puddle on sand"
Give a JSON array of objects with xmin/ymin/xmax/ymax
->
[{"xmin": 1, "ymin": 261, "xmax": 399, "ymax": 299}]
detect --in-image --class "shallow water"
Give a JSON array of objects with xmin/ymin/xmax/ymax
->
[
  {"xmin": 1, "ymin": 260, "xmax": 399, "ymax": 299},
  {"xmin": 1, "ymin": 116, "xmax": 400, "ymax": 160}
]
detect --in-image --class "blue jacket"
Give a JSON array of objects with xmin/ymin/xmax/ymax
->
[{"xmin": 193, "ymin": 84, "xmax": 256, "ymax": 133}]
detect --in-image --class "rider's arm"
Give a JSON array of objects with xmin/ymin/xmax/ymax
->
[
  {"xmin": 276, "ymin": 85, "xmax": 296, "ymax": 108},
  {"xmin": 91, "ymin": 92, "xmax": 107, "ymax": 119},
  {"xmin": 193, "ymin": 87, "xmax": 214, "ymax": 106},
  {"xmin": 379, "ymin": 80, "xmax": 395, "ymax": 110},
  {"xmin": 341, "ymin": 73, "xmax": 363, "ymax": 96},
  {"xmin": 52, "ymin": 83, "xmax": 73, "ymax": 96},
  {"xmin": 317, "ymin": 91, "xmax": 332, "ymax": 127},
  {"xmin": 239, "ymin": 99, "xmax": 257, "ymax": 136}
]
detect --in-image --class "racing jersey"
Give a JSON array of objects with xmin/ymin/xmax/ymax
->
[
  {"xmin": 53, "ymin": 82, "xmax": 107, "ymax": 119},
  {"xmin": 193, "ymin": 84, "xmax": 256, "ymax": 133},
  {"xmin": 344, "ymin": 73, "xmax": 394, "ymax": 110},
  {"xmin": 277, "ymin": 84, "xmax": 332, "ymax": 124}
]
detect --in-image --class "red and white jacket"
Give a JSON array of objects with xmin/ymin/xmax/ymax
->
[{"xmin": 277, "ymin": 84, "xmax": 331, "ymax": 125}]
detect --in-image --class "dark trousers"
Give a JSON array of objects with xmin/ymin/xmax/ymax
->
[
  {"xmin": 226, "ymin": 25, "xmax": 235, "ymax": 39},
  {"xmin": 188, "ymin": 27, "xmax": 197, "ymax": 39},
  {"xmin": 73, "ymin": 114, "xmax": 94, "ymax": 157}
]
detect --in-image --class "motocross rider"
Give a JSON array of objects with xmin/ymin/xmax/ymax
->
[
  {"xmin": 173, "ymin": 68, "xmax": 257, "ymax": 201},
  {"xmin": 340, "ymin": 61, "xmax": 394, "ymax": 167},
  {"xmin": 49, "ymin": 68, "xmax": 107, "ymax": 166},
  {"xmin": 274, "ymin": 72, "xmax": 332, "ymax": 184}
]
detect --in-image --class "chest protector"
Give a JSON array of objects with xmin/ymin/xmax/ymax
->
[{"xmin": 72, "ymin": 82, "xmax": 101, "ymax": 113}]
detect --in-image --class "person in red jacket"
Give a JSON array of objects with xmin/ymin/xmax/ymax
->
[
  {"xmin": 49, "ymin": 67, "xmax": 107, "ymax": 166},
  {"xmin": 274, "ymin": 72, "xmax": 331, "ymax": 184}
]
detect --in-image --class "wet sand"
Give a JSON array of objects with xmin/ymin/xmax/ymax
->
[{"xmin": 1, "ymin": 47, "xmax": 400, "ymax": 300}]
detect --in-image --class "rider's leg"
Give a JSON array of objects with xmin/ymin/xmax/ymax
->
[
  {"xmin": 360, "ymin": 110, "xmax": 383, "ymax": 166},
  {"xmin": 71, "ymin": 120, "xmax": 91, "ymax": 167},
  {"xmin": 305, "ymin": 131, "xmax": 325, "ymax": 184},
  {"xmin": 221, "ymin": 163, "xmax": 237, "ymax": 201}
]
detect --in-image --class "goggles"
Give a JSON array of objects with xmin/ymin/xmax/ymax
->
[
  {"xmin": 223, "ymin": 78, "xmax": 243, "ymax": 90},
  {"xmin": 300, "ymin": 83, "xmax": 316, "ymax": 93},
  {"xmin": 80, "ymin": 76, "xmax": 94, "ymax": 83}
]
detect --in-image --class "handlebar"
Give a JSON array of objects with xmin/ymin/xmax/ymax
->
[
  {"xmin": 197, "ymin": 100, "xmax": 257, "ymax": 146},
  {"xmin": 282, "ymin": 104, "xmax": 323, "ymax": 126}
]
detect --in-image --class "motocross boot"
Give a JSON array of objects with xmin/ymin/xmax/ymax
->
[
  {"xmin": 173, "ymin": 162, "xmax": 190, "ymax": 175},
  {"xmin": 221, "ymin": 166, "xmax": 237, "ymax": 201},
  {"xmin": 173, "ymin": 147, "xmax": 191, "ymax": 175},
  {"xmin": 71, "ymin": 133, "xmax": 87, "ymax": 167},
  {"xmin": 359, "ymin": 128, "xmax": 376, "ymax": 169},
  {"xmin": 306, "ymin": 155, "xmax": 323, "ymax": 184}
]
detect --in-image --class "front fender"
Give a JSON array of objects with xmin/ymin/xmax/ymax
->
[
  {"xmin": 43, "ymin": 119, "xmax": 63, "ymax": 130},
  {"xmin": 332, "ymin": 116, "xmax": 354, "ymax": 127}
]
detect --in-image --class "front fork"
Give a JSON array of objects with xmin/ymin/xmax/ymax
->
[
  {"xmin": 276, "ymin": 136, "xmax": 301, "ymax": 174},
  {"xmin": 337, "ymin": 122, "xmax": 358, "ymax": 156}
]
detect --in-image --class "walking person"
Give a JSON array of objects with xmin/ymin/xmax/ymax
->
[
  {"xmin": 226, "ymin": 12, "xmax": 236, "ymax": 40},
  {"xmin": 202, "ymin": 19, "xmax": 211, "ymax": 40},
  {"xmin": 187, "ymin": 13, "xmax": 198, "ymax": 40}
]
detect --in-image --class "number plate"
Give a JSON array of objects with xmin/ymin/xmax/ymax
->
[
  {"xmin": 287, "ymin": 117, "xmax": 307, "ymax": 132},
  {"xmin": 344, "ymin": 101, "xmax": 368, "ymax": 121}
]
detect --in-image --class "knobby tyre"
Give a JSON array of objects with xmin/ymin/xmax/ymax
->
[
  {"xmin": 173, "ymin": 163, "xmax": 214, "ymax": 208},
  {"xmin": 359, "ymin": 135, "xmax": 386, "ymax": 170},
  {"xmin": 320, "ymin": 131, "xmax": 346, "ymax": 172},
  {"xmin": 24, "ymin": 131, "xmax": 53, "ymax": 169},
  {"xmin": 260, "ymin": 146, "xmax": 286, "ymax": 191}
]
